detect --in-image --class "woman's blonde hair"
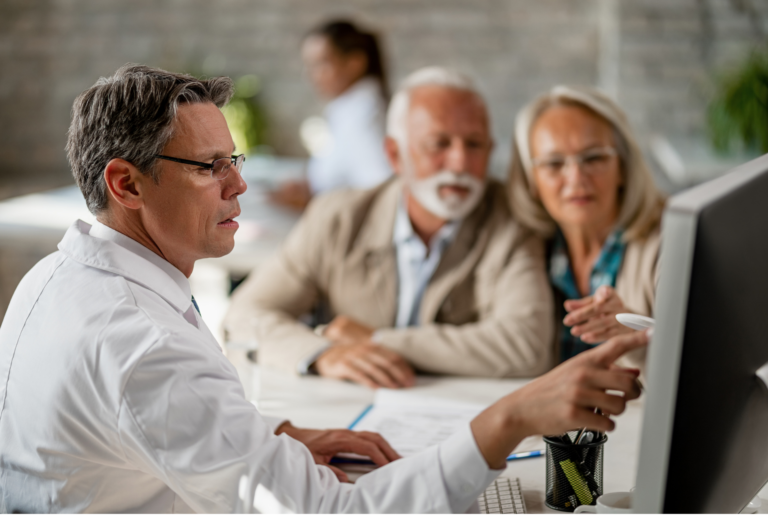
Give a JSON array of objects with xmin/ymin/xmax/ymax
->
[{"xmin": 508, "ymin": 85, "xmax": 665, "ymax": 242}]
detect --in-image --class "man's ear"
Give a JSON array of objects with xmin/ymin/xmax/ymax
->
[
  {"xmin": 384, "ymin": 137, "xmax": 403, "ymax": 176},
  {"xmin": 103, "ymin": 158, "xmax": 146, "ymax": 211}
]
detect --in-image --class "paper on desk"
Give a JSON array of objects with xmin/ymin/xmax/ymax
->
[{"xmin": 350, "ymin": 389, "xmax": 543, "ymax": 458}]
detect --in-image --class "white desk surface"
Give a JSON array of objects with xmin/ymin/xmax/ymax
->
[
  {"xmin": 251, "ymin": 365, "xmax": 768, "ymax": 513},
  {"xmin": 252, "ymin": 365, "xmax": 644, "ymax": 514}
]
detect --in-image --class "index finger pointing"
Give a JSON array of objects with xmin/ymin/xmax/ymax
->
[{"xmin": 585, "ymin": 331, "xmax": 649, "ymax": 367}]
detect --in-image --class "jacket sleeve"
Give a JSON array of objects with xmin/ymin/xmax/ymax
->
[
  {"xmin": 374, "ymin": 231, "xmax": 554, "ymax": 378},
  {"xmin": 223, "ymin": 196, "xmax": 335, "ymax": 375},
  {"xmin": 117, "ymin": 331, "xmax": 499, "ymax": 513},
  {"xmin": 615, "ymin": 227, "xmax": 663, "ymax": 376}
]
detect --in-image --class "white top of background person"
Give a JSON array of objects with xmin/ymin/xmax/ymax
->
[
  {"xmin": 271, "ymin": 20, "xmax": 391, "ymax": 210},
  {"xmin": 0, "ymin": 64, "xmax": 644, "ymax": 513}
]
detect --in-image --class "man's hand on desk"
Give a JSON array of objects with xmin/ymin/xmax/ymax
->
[
  {"xmin": 315, "ymin": 342, "xmax": 416, "ymax": 389},
  {"xmin": 470, "ymin": 330, "xmax": 648, "ymax": 470},
  {"xmin": 315, "ymin": 316, "xmax": 416, "ymax": 389},
  {"xmin": 323, "ymin": 315, "xmax": 376, "ymax": 346},
  {"xmin": 275, "ymin": 422, "xmax": 401, "ymax": 482}
]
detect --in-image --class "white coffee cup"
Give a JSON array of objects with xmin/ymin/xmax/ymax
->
[{"xmin": 573, "ymin": 491, "xmax": 632, "ymax": 514}]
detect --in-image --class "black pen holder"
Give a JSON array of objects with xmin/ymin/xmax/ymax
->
[{"xmin": 544, "ymin": 433, "xmax": 607, "ymax": 512}]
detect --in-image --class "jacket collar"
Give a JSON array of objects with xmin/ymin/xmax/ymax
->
[
  {"xmin": 420, "ymin": 181, "xmax": 502, "ymax": 323},
  {"xmin": 58, "ymin": 220, "xmax": 193, "ymax": 314},
  {"xmin": 358, "ymin": 176, "xmax": 498, "ymax": 255},
  {"xmin": 355, "ymin": 177, "xmax": 402, "ymax": 255},
  {"xmin": 351, "ymin": 177, "xmax": 503, "ymax": 324}
]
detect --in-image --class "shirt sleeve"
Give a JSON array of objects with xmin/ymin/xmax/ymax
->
[
  {"xmin": 438, "ymin": 423, "xmax": 504, "ymax": 513},
  {"xmin": 261, "ymin": 415, "xmax": 289, "ymax": 434},
  {"xmin": 297, "ymin": 344, "xmax": 330, "ymax": 375},
  {"xmin": 116, "ymin": 331, "xmax": 499, "ymax": 513}
]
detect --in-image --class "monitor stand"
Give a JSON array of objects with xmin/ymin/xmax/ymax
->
[{"xmin": 743, "ymin": 363, "xmax": 768, "ymax": 514}]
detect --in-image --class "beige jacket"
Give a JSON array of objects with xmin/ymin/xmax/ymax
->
[
  {"xmin": 615, "ymin": 227, "xmax": 662, "ymax": 372},
  {"xmin": 615, "ymin": 227, "xmax": 661, "ymax": 318},
  {"xmin": 224, "ymin": 178, "xmax": 554, "ymax": 378}
]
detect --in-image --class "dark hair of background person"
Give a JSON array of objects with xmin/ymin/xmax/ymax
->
[
  {"xmin": 66, "ymin": 64, "xmax": 234, "ymax": 215},
  {"xmin": 307, "ymin": 20, "xmax": 390, "ymax": 100}
]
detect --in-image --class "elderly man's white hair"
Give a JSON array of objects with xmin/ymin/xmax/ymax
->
[{"xmin": 386, "ymin": 66, "xmax": 485, "ymax": 148}]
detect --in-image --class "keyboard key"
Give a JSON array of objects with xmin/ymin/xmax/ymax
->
[{"xmin": 478, "ymin": 477, "xmax": 526, "ymax": 514}]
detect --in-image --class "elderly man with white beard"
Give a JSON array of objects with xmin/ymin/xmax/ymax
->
[{"xmin": 224, "ymin": 67, "xmax": 554, "ymax": 387}]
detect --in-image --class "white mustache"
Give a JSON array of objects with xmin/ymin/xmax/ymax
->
[
  {"xmin": 407, "ymin": 170, "xmax": 486, "ymax": 220},
  {"xmin": 431, "ymin": 172, "xmax": 482, "ymax": 189}
]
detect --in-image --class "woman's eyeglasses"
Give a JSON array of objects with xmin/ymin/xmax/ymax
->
[{"xmin": 532, "ymin": 146, "xmax": 617, "ymax": 180}]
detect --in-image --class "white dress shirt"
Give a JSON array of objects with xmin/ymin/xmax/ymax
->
[
  {"xmin": 307, "ymin": 77, "xmax": 392, "ymax": 193},
  {"xmin": 0, "ymin": 220, "xmax": 499, "ymax": 513}
]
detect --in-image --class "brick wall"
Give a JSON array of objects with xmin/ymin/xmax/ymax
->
[
  {"xmin": 2, "ymin": 0, "xmax": 765, "ymax": 198},
  {"xmin": 618, "ymin": 0, "xmax": 768, "ymax": 141}
]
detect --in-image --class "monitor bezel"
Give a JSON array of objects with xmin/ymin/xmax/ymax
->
[{"xmin": 633, "ymin": 153, "xmax": 768, "ymax": 513}]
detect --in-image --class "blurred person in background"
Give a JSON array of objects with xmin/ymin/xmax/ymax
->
[
  {"xmin": 270, "ymin": 20, "xmax": 392, "ymax": 210},
  {"xmin": 508, "ymin": 85, "xmax": 666, "ymax": 366},
  {"xmin": 225, "ymin": 67, "xmax": 553, "ymax": 387}
]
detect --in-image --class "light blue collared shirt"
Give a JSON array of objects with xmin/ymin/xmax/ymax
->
[{"xmin": 393, "ymin": 198, "xmax": 459, "ymax": 328}]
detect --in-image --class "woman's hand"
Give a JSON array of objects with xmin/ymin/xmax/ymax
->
[{"xmin": 563, "ymin": 285, "xmax": 634, "ymax": 344}]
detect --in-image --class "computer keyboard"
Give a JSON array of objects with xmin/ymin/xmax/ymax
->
[{"xmin": 478, "ymin": 477, "xmax": 527, "ymax": 514}]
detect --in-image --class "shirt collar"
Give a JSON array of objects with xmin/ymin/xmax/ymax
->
[
  {"xmin": 549, "ymin": 227, "xmax": 626, "ymax": 299},
  {"xmin": 89, "ymin": 221, "xmax": 192, "ymax": 299},
  {"xmin": 58, "ymin": 220, "xmax": 193, "ymax": 314},
  {"xmin": 392, "ymin": 195, "xmax": 460, "ymax": 252}
]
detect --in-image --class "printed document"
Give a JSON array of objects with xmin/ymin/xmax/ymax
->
[{"xmin": 349, "ymin": 388, "xmax": 543, "ymax": 458}]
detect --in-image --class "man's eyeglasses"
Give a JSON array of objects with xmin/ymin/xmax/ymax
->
[
  {"xmin": 532, "ymin": 146, "xmax": 617, "ymax": 180},
  {"xmin": 154, "ymin": 154, "xmax": 246, "ymax": 181}
]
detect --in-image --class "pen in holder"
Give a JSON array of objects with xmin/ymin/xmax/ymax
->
[{"xmin": 544, "ymin": 431, "xmax": 607, "ymax": 512}]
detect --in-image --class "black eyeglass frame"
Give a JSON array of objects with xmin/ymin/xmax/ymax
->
[{"xmin": 154, "ymin": 154, "xmax": 246, "ymax": 180}]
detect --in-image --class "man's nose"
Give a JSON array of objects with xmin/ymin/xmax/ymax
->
[
  {"xmin": 444, "ymin": 139, "xmax": 468, "ymax": 172},
  {"xmin": 224, "ymin": 166, "xmax": 248, "ymax": 198}
]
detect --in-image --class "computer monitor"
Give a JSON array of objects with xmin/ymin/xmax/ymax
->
[{"xmin": 634, "ymin": 153, "xmax": 768, "ymax": 513}]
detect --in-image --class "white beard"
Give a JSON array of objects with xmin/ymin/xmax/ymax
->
[{"xmin": 406, "ymin": 169, "xmax": 487, "ymax": 221}]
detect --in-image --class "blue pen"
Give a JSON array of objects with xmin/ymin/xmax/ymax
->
[{"xmin": 507, "ymin": 449, "xmax": 545, "ymax": 461}]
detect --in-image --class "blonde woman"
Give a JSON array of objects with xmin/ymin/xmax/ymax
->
[{"xmin": 509, "ymin": 85, "xmax": 665, "ymax": 363}]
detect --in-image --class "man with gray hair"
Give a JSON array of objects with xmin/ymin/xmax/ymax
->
[
  {"xmin": 0, "ymin": 63, "xmax": 646, "ymax": 513},
  {"xmin": 225, "ymin": 66, "xmax": 554, "ymax": 387}
]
